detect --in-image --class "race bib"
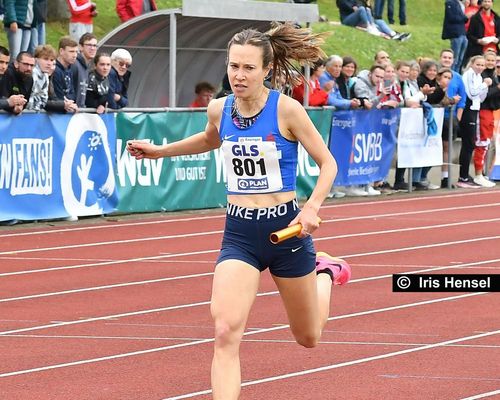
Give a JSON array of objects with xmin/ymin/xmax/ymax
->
[{"xmin": 223, "ymin": 138, "xmax": 283, "ymax": 193}]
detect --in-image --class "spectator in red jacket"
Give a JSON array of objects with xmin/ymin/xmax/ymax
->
[
  {"xmin": 65, "ymin": 0, "xmax": 97, "ymax": 42},
  {"xmin": 116, "ymin": 0, "xmax": 157, "ymax": 23}
]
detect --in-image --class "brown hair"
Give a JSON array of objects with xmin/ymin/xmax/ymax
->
[
  {"xmin": 34, "ymin": 44, "xmax": 57, "ymax": 60},
  {"xmin": 58, "ymin": 36, "xmax": 78, "ymax": 50},
  {"xmin": 227, "ymin": 22, "xmax": 327, "ymax": 87}
]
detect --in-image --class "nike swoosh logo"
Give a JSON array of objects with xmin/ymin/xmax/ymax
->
[
  {"xmin": 224, "ymin": 135, "xmax": 235, "ymax": 140},
  {"xmin": 291, "ymin": 246, "xmax": 303, "ymax": 253}
]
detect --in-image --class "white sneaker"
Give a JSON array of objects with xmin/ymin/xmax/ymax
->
[
  {"xmin": 367, "ymin": 24, "xmax": 382, "ymax": 36},
  {"xmin": 474, "ymin": 175, "xmax": 496, "ymax": 188},
  {"xmin": 345, "ymin": 187, "xmax": 368, "ymax": 196},
  {"xmin": 427, "ymin": 183, "xmax": 440, "ymax": 190},
  {"xmin": 365, "ymin": 186, "xmax": 381, "ymax": 196},
  {"xmin": 328, "ymin": 191, "xmax": 346, "ymax": 198}
]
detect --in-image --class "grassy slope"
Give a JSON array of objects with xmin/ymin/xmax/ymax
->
[{"xmin": 1, "ymin": 0, "xmax": 500, "ymax": 70}]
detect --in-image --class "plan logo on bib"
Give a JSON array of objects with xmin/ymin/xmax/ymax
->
[{"xmin": 61, "ymin": 114, "xmax": 117, "ymax": 216}]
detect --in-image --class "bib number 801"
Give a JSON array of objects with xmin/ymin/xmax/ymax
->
[{"xmin": 232, "ymin": 158, "xmax": 267, "ymax": 177}]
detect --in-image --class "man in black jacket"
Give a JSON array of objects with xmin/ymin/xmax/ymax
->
[{"xmin": 0, "ymin": 50, "xmax": 33, "ymax": 114}]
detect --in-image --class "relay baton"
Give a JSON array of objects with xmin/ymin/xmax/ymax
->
[{"xmin": 269, "ymin": 218, "xmax": 322, "ymax": 244}]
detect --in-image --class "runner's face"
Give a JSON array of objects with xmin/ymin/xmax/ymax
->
[{"xmin": 227, "ymin": 44, "xmax": 270, "ymax": 98}]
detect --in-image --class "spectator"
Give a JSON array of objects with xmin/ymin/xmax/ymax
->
[
  {"xmin": 377, "ymin": 63, "xmax": 403, "ymax": 109},
  {"xmin": 389, "ymin": 0, "xmax": 406, "ymax": 25},
  {"xmin": 321, "ymin": 55, "xmax": 362, "ymax": 197},
  {"xmin": 292, "ymin": 59, "xmax": 328, "ymax": 106},
  {"xmin": 403, "ymin": 60, "xmax": 425, "ymax": 106},
  {"xmin": 53, "ymin": 36, "xmax": 79, "ymax": 102},
  {"xmin": 374, "ymin": 0, "xmax": 407, "ymax": 25},
  {"xmin": 414, "ymin": 60, "xmax": 445, "ymax": 190},
  {"xmin": 73, "ymin": 32, "xmax": 97, "ymax": 107},
  {"xmin": 474, "ymin": 50, "xmax": 499, "ymax": 187},
  {"xmin": 374, "ymin": 50, "xmax": 391, "ymax": 66},
  {"xmin": 336, "ymin": 0, "xmax": 371, "ymax": 30},
  {"xmin": 0, "ymin": 50, "xmax": 34, "ymax": 114},
  {"xmin": 26, "ymin": 44, "xmax": 77, "ymax": 113},
  {"xmin": 353, "ymin": 64, "xmax": 391, "ymax": 195},
  {"xmin": 464, "ymin": 0, "xmax": 500, "ymax": 67},
  {"xmin": 457, "ymin": 55, "xmax": 492, "ymax": 187},
  {"xmin": 418, "ymin": 60, "xmax": 445, "ymax": 105},
  {"xmin": 320, "ymin": 55, "xmax": 361, "ymax": 109},
  {"xmin": 116, "ymin": 0, "xmax": 157, "ymax": 23},
  {"xmin": 26, "ymin": 44, "xmax": 53, "ymax": 111},
  {"xmin": 438, "ymin": 48, "xmax": 466, "ymax": 188},
  {"xmin": 108, "ymin": 48, "xmax": 132, "ymax": 109},
  {"xmin": 464, "ymin": 0, "xmax": 480, "ymax": 31},
  {"xmin": 0, "ymin": 45, "xmax": 27, "ymax": 111},
  {"xmin": 28, "ymin": 0, "xmax": 47, "ymax": 55},
  {"xmin": 338, "ymin": 55, "xmax": 358, "ymax": 101},
  {"xmin": 354, "ymin": 64, "xmax": 387, "ymax": 110},
  {"xmin": 85, "ymin": 52, "xmax": 111, "ymax": 114},
  {"xmin": 2, "ymin": 0, "xmax": 36, "ymax": 60},
  {"xmin": 189, "ymin": 81, "xmax": 216, "ymax": 108},
  {"xmin": 65, "ymin": 0, "xmax": 97, "ymax": 42},
  {"xmin": 360, "ymin": 0, "xmax": 409, "ymax": 39},
  {"xmin": 392, "ymin": 60, "xmax": 413, "ymax": 191},
  {"xmin": 336, "ymin": 0, "xmax": 408, "ymax": 40},
  {"xmin": 442, "ymin": 0, "xmax": 469, "ymax": 72}
]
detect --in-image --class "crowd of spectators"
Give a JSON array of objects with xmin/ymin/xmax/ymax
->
[
  {"xmin": 283, "ymin": 0, "xmax": 499, "ymax": 195},
  {"xmin": 1, "ymin": 0, "xmax": 499, "ymax": 196}
]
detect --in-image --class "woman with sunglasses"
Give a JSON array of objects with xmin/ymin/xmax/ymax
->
[{"xmin": 108, "ymin": 48, "xmax": 132, "ymax": 109}]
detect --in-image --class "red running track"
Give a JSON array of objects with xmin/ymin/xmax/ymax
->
[{"xmin": 0, "ymin": 189, "xmax": 499, "ymax": 399}]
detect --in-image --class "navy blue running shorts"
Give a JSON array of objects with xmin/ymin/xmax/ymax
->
[{"xmin": 216, "ymin": 199, "xmax": 316, "ymax": 278}]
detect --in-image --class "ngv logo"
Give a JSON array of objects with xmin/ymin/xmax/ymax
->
[
  {"xmin": 61, "ymin": 114, "xmax": 116, "ymax": 216},
  {"xmin": 351, "ymin": 132, "xmax": 383, "ymax": 163}
]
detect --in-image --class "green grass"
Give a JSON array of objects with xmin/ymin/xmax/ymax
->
[{"xmin": 2, "ymin": 0, "xmax": 500, "ymax": 70}]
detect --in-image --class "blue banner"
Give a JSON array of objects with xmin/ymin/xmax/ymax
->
[
  {"xmin": 328, "ymin": 109, "xmax": 399, "ymax": 186},
  {"xmin": 0, "ymin": 113, "xmax": 117, "ymax": 221}
]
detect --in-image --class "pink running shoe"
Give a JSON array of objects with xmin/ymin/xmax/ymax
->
[{"xmin": 316, "ymin": 252, "xmax": 351, "ymax": 285}]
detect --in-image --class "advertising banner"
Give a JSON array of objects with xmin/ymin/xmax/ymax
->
[
  {"xmin": 0, "ymin": 113, "xmax": 117, "ymax": 221},
  {"xmin": 397, "ymin": 107, "xmax": 444, "ymax": 168},
  {"xmin": 328, "ymin": 109, "xmax": 399, "ymax": 186},
  {"xmin": 115, "ymin": 111, "xmax": 227, "ymax": 212}
]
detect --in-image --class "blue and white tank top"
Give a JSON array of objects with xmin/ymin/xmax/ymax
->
[{"xmin": 219, "ymin": 90, "xmax": 298, "ymax": 194}]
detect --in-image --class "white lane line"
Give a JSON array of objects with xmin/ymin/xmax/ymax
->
[
  {"xmin": 5, "ymin": 334, "xmax": 500, "ymax": 351},
  {"xmin": 0, "ymin": 230, "xmax": 224, "ymax": 256},
  {"xmin": 1, "ymin": 202, "xmax": 499, "ymax": 256},
  {"xmin": 0, "ymin": 249, "xmax": 220, "ymax": 277},
  {"xmin": 0, "ymin": 272, "xmax": 214, "ymax": 303},
  {"xmin": 0, "ymin": 292, "xmax": 487, "ymax": 377},
  {"xmin": 341, "ymin": 235, "xmax": 500, "ymax": 259},
  {"xmin": 2, "ymin": 217, "xmax": 500, "ymax": 277},
  {"xmin": 1, "ymin": 251, "xmax": 498, "ymax": 305},
  {"xmin": 162, "ymin": 328, "xmax": 500, "ymax": 400},
  {"xmin": 0, "ymin": 214, "xmax": 224, "ymax": 238},
  {"xmin": 0, "ymin": 258, "xmax": 493, "ymax": 339},
  {"xmin": 459, "ymin": 390, "xmax": 500, "ymax": 399},
  {"xmin": 1, "ymin": 190, "xmax": 496, "ymax": 238},
  {"xmin": 379, "ymin": 374, "xmax": 500, "ymax": 382}
]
